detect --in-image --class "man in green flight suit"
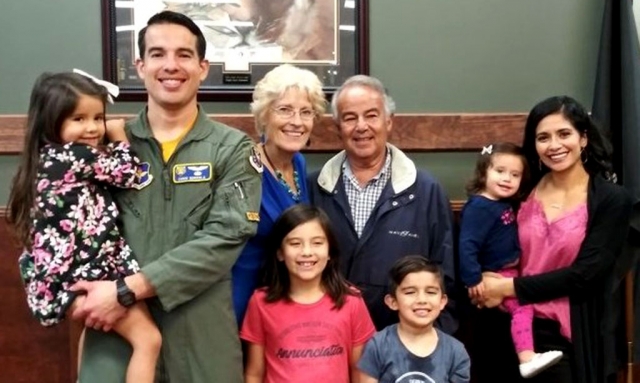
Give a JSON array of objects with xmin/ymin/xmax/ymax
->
[{"xmin": 71, "ymin": 10, "xmax": 262, "ymax": 383}]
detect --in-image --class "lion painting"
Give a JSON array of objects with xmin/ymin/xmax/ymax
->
[{"xmin": 163, "ymin": 0, "xmax": 336, "ymax": 62}]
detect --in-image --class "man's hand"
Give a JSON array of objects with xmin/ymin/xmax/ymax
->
[
  {"xmin": 69, "ymin": 280, "xmax": 126, "ymax": 331},
  {"xmin": 105, "ymin": 119, "xmax": 128, "ymax": 143}
]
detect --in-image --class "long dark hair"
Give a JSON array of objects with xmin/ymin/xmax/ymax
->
[
  {"xmin": 7, "ymin": 72, "xmax": 109, "ymax": 248},
  {"xmin": 522, "ymin": 95, "xmax": 614, "ymax": 194},
  {"xmin": 263, "ymin": 204, "xmax": 356, "ymax": 309},
  {"xmin": 465, "ymin": 141, "xmax": 530, "ymax": 202}
]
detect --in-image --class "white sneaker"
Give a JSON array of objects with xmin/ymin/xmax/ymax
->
[{"xmin": 519, "ymin": 350, "xmax": 563, "ymax": 378}]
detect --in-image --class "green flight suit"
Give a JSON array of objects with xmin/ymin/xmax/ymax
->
[{"xmin": 79, "ymin": 106, "xmax": 262, "ymax": 383}]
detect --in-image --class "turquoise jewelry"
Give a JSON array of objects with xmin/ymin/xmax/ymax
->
[{"xmin": 262, "ymin": 144, "xmax": 301, "ymax": 201}]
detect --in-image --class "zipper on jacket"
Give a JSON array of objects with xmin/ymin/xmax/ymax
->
[{"xmin": 162, "ymin": 168, "xmax": 172, "ymax": 200}]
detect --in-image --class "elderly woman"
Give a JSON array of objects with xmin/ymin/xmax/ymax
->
[{"xmin": 232, "ymin": 64, "xmax": 326, "ymax": 325}]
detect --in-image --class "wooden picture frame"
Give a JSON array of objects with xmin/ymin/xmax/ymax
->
[{"xmin": 101, "ymin": 0, "xmax": 369, "ymax": 101}]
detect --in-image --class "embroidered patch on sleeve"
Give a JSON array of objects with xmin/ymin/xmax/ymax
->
[
  {"xmin": 133, "ymin": 162, "xmax": 153, "ymax": 190},
  {"xmin": 172, "ymin": 163, "xmax": 213, "ymax": 183},
  {"xmin": 246, "ymin": 211, "xmax": 260, "ymax": 222},
  {"xmin": 249, "ymin": 146, "xmax": 264, "ymax": 174}
]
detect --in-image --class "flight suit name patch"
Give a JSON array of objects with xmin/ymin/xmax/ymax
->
[{"xmin": 173, "ymin": 163, "xmax": 213, "ymax": 183}]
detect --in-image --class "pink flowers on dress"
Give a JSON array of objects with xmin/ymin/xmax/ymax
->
[
  {"xmin": 19, "ymin": 142, "xmax": 141, "ymax": 326},
  {"xmin": 501, "ymin": 208, "xmax": 515, "ymax": 225}
]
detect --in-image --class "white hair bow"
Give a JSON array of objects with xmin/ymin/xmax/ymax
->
[
  {"xmin": 481, "ymin": 144, "xmax": 493, "ymax": 155},
  {"xmin": 72, "ymin": 68, "xmax": 120, "ymax": 104}
]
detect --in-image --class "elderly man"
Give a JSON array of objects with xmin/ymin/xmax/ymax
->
[{"xmin": 310, "ymin": 75, "xmax": 457, "ymax": 333}]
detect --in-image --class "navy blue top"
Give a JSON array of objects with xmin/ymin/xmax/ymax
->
[
  {"xmin": 310, "ymin": 161, "xmax": 457, "ymax": 334},
  {"xmin": 231, "ymin": 151, "xmax": 309, "ymax": 325},
  {"xmin": 458, "ymin": 195, "xmax": 520, "ymax": 287}
]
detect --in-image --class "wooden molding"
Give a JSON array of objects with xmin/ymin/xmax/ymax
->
[
  {"xmin": 0, "ymin": 113, "xmax": 526, "ymax": 154},
  {"xmin": 0, "ymin": 202, "xmax": 464, "ymax": 219},
  {"xmin": 449, "ymin": 200, "xmax": 465, "ymax": 213},
  {"xmin": 0, "ymin": 115, "xmax": 25, "ymax": 154}
]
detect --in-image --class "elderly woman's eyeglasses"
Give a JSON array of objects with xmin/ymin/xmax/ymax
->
[{"xmin": 271, "ymin": 106, "xmax": 316, "ymax": 121}]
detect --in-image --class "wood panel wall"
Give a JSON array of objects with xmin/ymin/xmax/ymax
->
[
  {"xmin": 0, "ymin": 113, "xmax": 527, "ymax": 154},
  {"xmin": 0, "ymin": 209, "xmax": 76, "ymax": 383}
]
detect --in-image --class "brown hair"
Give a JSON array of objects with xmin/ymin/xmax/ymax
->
[
  {"xmin": 138, "ymin": 10, "xmax": 206, "ymax": 60},
  {"xmin": 7, "ymin": 72, "xmax": 108, "ymax": 248},
  {"xmin": 465, "ymin": 142, "xmax": 530, "ymax": 202},
  {"xmin": 388, "ymin": 255, "xmax": 445, "ymax": 296},
  {"xmin": 262, "ymin": 204, "xmax": 357, "ymax": 309}
]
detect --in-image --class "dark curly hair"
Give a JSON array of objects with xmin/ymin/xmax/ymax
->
[{"xmin": 522, "ymin": 96, "xmax": 614, "ymax": 194}]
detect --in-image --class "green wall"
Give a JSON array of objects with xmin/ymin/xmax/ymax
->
[{"xmin": 0, "ymin": 0, "xmax": 604, "ymax": 202}]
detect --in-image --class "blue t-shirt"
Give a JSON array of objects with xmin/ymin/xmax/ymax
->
[
  {"xmin": 358, "ymin": 324, "xmax": 470, "ymax": 383},
  {"xmin": 458, "ymin": 195, "xmax": 520, "ymax": 287}
]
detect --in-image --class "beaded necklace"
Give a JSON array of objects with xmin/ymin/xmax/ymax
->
[{"xmin": 262, "ymin": 144, "xmax": 301, "ymax": 201}]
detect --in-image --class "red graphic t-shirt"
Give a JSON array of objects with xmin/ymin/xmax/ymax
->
[{"xmin": 240, "ymin": 288, "xmax": 376, "ymax": 383}]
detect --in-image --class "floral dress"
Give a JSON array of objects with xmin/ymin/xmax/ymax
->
[{"xmin": 19, "ymin": 142, "xmax": 141, "ymax": 326}]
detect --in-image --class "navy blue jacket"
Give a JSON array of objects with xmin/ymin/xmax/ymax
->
[
  {"xmin": 309, "ymin": 145, "xmax": 457, "ymax": 334},
  {"xmin": 458, "ymin": 195, "xmax": 520, "ymax": 287}
]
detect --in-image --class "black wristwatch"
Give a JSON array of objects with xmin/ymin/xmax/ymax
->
[{"xmin": 116, "ymin": 278, "xmax": 136, "ymax": 308}]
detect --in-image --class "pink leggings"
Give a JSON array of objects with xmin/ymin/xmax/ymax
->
[{"xmin": 499, "ymin": 267, "xmax": 534, "ymax": 353}]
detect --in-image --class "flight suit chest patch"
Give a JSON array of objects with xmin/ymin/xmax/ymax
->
[
  {"xmin": 172, "ymin": 163, "xmax": 213, "ymax": 184},
  {"xmin": 133, "ymin": 162, "xmax": 153, "ymax": 190},
  {"xmin": 249, "ymin": 146, "xmax": 264, "ymax": 174}
]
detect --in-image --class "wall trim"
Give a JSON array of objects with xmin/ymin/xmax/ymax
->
[
  {"xmin": 0, "ymin": 202, "xmax": 464, "ymax": 219},
  {"xmin": 0, "ymin": 113, "xmax": 527, "ymax": 154}
]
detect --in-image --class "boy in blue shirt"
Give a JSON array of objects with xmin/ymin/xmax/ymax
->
[{"xmin": 358, "ymin": 255, "xmax": 470, "ymax": 383}]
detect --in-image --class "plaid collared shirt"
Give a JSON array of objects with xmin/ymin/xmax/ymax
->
[{"xmin": 342, "ymin": 151, "xmax": 392, "ymax": 237}]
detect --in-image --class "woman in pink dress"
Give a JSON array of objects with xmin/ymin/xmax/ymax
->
[{"xmin": 481, "ymin": 96, "xmax": 633, "ymax": 383}]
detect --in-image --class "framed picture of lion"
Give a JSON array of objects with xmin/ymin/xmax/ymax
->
[{"xmin": 101, "ymin": 0, "xmax": 368, "ymax": 101}]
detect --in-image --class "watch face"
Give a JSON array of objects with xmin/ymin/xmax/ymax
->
[
  {"xmin": 119, "ymin": 292, "xmax": 136, "ymax": 307},
  {"xmin": 117, "ymin": 280, "xmax": 136, "ymax": 307}
]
